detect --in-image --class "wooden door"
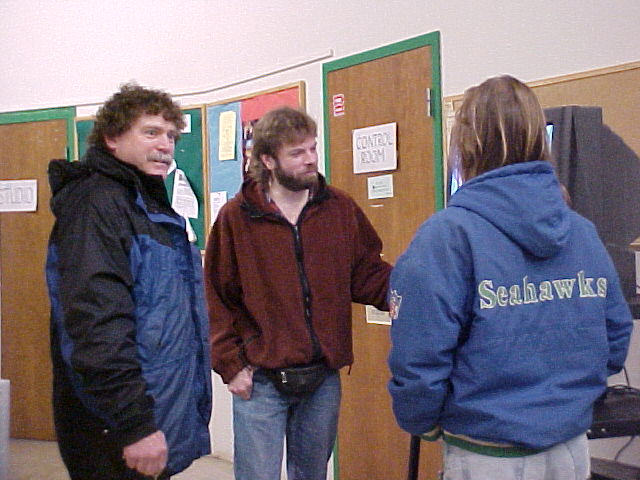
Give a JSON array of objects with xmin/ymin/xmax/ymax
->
[
  {"xmin": 0, "ymin": 119, "xmax": 68, "ymax": 439},
  {"xmin": 324, "ymin": 35, "xmax": 443, "ymax": 480}
]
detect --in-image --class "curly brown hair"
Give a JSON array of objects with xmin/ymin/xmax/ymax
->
[
  {"xmin": 88, "ymin": 83, "xmax": 185, "ymax": 150},
  {"xmin": 248, "ymin": 107, "xmax": 317, "ymax": 185}
]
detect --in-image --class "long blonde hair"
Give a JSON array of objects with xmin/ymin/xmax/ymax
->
[{"xmin": 450, "ymin": 75, "xmax": 551, "ymax": 183}]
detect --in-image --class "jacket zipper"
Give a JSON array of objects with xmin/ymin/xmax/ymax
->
[{"xmin": 292, "ymin": 222, "xmax": 322, "ymax": 361}]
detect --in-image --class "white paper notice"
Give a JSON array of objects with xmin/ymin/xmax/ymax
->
[
  {"xmin": 365, "ymin": 305, "xmax": 391, "ymax": 325},
  {"xmin": 219, "ymin": 111, "xmax": 237, "ymax": 161},
  {"xmin": 0, "ymin": 179, "xmax": 38, "ymax": 212},
  {"xmin": 210, "ymin": 191, "xmax": 228, "ymax": 225},
  {"xmin": 352, "ymin": 122, "xmax": 397, "ymax": 174},
  {"xmin": 367, "ymin": 174, "xmax": 394, "ymax": 199},
  {"xmin": 182, "ymin": 113, "xmax": 192, "ymax": 134},
  {"xmin": 171, "ymin": 169, "xmax": 199, "ymax": 219}
]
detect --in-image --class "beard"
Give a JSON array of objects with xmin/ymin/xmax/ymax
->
[{"xmin": 273, "ymin": 163, "xmax": 318, "ymax": 192}]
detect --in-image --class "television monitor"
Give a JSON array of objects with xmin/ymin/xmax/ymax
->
[{"xmin": 545, "ymin": 105, "xmax": 640, "ymax": 317}]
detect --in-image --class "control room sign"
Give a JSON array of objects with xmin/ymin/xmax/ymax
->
[{"xmin": 352, "ymin": 122, "xmax": 397, "ymax": 174}]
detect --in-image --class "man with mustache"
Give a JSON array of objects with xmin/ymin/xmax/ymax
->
[
  {"xmin": 205, "ymin": 106, "xmax": 392, "ymax": 480},
  {"xmin": 46, "ymin": 83, "xmax": 212, "ymax": 479}
]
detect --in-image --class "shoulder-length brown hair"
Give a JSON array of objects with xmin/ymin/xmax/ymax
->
[
  {"xmin": 248, "ymin": 107, "xmax": 317, "ymax": 185},
  {"xmin": 449, "ymin": 75, "xmax": 551, "ymax": 183}
]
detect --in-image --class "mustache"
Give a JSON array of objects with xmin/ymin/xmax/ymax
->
[{"xmin": 148, "ymin": 152, "xmax": 173, "ymax": 164}]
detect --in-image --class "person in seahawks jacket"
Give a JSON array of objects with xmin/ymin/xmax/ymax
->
[{"xmin": 388, "ymin": 75, "xmax": 632, "ymax": 480}]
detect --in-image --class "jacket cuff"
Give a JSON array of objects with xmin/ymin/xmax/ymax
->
[
  {"xmin": 217, "ymin": 355, "xmax": 248, "ymax": 384},
  {"xmin": 116, "ymin": 412, "xmax": 159, "ymax": 448}
]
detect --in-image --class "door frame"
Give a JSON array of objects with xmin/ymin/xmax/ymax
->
[
  {"xmin": 321, "ymin": 31, "xmax": 443, "ymax": 480},
  {"xmin": 322, "ymin": 31, "xmax": 445, "ymax": 211}
]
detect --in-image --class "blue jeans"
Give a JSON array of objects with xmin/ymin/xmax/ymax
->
[
  {"xmin": 232, "ymin": 369, "xmax": 341, "ymax": 480},
  {"xmin": 442, "ymin": 434, "xmax": 590, "ymax": 480}
]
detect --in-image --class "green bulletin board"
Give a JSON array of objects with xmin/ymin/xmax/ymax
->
[
  {"xmin": 75, "ymin": 118, "xmax": 94, "ymax": 160},
  {"xmin": 74, "ymin": 107, "xmax": 207, "ymax": 249},
  {"xmin": 171, "ymin": 107, "xmax": 206, "ymax": 249}
]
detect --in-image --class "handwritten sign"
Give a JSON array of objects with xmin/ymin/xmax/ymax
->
[
  {"xmin": 352, "ymin": 122, "xmax": 397, "ymax": 174},
  {"xmin": 0, "ymin": 179, "xmax": 38, "ymax": 212}
]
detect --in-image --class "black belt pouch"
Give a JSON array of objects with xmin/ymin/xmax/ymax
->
[{"xmin": 264, "ymin": 362, "xmax": 330, "ymax": 396}]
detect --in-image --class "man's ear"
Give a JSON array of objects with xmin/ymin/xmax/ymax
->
[
  {"xmin": 104, "ymin": 135, "xmax": 117, "ymax": 151},
  {"xmin": 261, "ymin": 154, "xmax": 276, "ymax": 171}
]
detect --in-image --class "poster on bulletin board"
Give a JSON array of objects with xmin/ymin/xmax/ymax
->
[{"xmin": 205, "ymin": 82, "xmax": 305, "ymax": 227}]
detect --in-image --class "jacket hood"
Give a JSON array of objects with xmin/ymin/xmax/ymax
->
[
  {"xmin": 449, "ymin": 161, "xmax": 570, "ymax": 258},
  {"xmin": 48, "ymin": 158, "xmax": 93, "ymax": 216},
  {"xmin": 48, "ymin": 158, "xmax": 91, "ymax": 196},
  {"xmin": 48, "ymin": 146, "xmax": 169, "ymax": 216}
]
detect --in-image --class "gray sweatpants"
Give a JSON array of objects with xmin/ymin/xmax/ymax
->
[{"xmin": 442, "ymin": 434, "xmax": 589, "ymax": 480}]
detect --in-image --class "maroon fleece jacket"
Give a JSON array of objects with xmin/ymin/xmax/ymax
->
[{"xmin": 204, "ymin": 176, "xmax": 391, "ymax": 383}]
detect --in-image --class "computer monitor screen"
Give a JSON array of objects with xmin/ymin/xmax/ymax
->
[
  {"xmin": 449, "ymin": 167, "xmax": 462, "ymax": 197},
  {"xmin": 546, "ymin": 124, "xmax": 554, "ymax": 146},
  {"xmin": 447, "ymin": 146, "xmax": 463, "ymax": 200}
]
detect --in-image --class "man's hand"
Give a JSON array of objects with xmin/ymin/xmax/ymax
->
[
  {"xmin": 122, "ymin": 430, "xmax": 168, "ymax": 477},
  {"xmin": 228, "ymin": 366, "xmax": 254, "ymax": 400}
]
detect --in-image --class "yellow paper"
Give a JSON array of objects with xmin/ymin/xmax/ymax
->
[{"xmin": 219, "ymin": 111, "xmax": 236, "ymax": 161}]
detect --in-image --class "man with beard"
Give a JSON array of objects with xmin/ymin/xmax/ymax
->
[
  {"xmin": 204, "ymin": 106, "xmax": 391, "ymax": 480},
  {"xmin": 46, "ymin": 84, "xmax": 212, "ymax": 479}
]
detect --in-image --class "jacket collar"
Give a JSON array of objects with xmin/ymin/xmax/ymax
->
[
  {"xmin": 48, "ymin": 146, "xmax": 171, "ymax": 213},
  {"xmin": 85, "ymin": 147, "xmax": 168, "ymax": 203}
]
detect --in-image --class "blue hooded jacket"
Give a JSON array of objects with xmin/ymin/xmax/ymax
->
[
  {"xmin": 388, "ymin": 161, "xmax": 633, "ymax": 450},
  {"xmin": 46, "ymin": 147, "xmax": 212, "ymax": 474}
]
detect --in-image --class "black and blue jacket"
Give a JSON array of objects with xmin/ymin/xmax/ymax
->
[
  {"xmin": 46, "ymin": 147, "xmax": 212, "ymax": 474},
  {"xmin": 388, "ymin": 161, "xmax": 633, "ymax": 451}
]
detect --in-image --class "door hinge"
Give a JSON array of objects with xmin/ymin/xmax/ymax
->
[{"xmin": 425, "ymin": 88, "xmax": 432, "ymax": 117}]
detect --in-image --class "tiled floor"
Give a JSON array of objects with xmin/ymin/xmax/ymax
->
[{"xmin": 9, "ymin": 439, "xmax": 234, "ymax": 480}]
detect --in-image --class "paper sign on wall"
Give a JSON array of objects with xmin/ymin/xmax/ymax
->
[
  {"xmin": 333, "ymin": 94, "xmax": 345, "ymax": 116},
  {"xmin": 219, "ymin": 111, "xmax": 237, "ymax": 160},
  {"xmin": 210, "ymin": 191, "xmax": 228, "ymax": 225},
  {"xmin": 352, "ymin": 122, "xmax": 397, "ymax": 174},
  {"xmin": 365, "ymin": 305, "xmax": 391, "ymax": 325},
  {"xmin": 367, "ymin": 174, "xmax": 394, "ymax": 199},
  {"xmin": 182, "ymin": 113, "xmax": 192, "ymax": 134},
  {"xmin": 0, "ymin": 179, "xmax": 38, "ymax": 212},
  {"xmin": 170, "ymin": 167, "xmax": 199, "ymax": 243},
  {"xmin": 171, "ymin": 169, "xmax": 199, "ymax": 219}
]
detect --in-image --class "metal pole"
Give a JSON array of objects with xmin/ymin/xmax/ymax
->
[{"xmin": 407, "ymin": 435, "xmax": 421, "ymax": 480}]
